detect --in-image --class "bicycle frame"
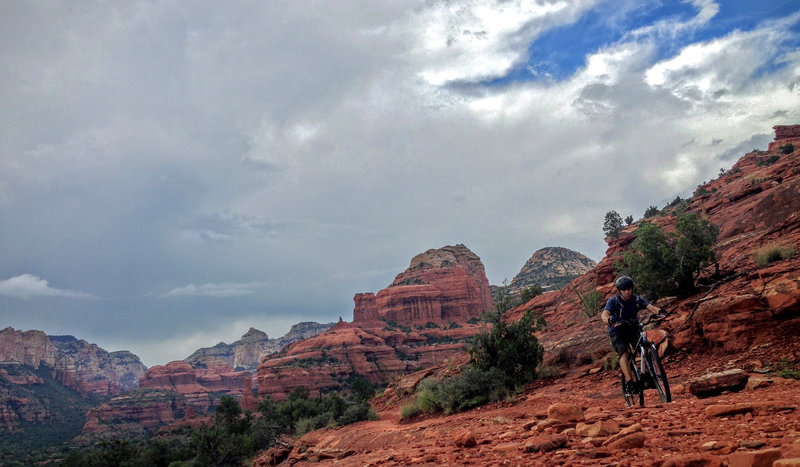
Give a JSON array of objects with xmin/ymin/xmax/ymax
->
[{"xmin": 620, "ymin": 313, "xmax": 671, "ymax": 406}]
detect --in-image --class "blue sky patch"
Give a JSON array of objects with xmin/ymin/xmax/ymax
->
[{"xmin": 485, "ymin": 0, "xmax": 800, "ymax": 86}]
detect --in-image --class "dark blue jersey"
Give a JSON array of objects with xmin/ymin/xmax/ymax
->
[{"xmin": 604, "ymin": 294, "xmax": 648, "ymax": 335}]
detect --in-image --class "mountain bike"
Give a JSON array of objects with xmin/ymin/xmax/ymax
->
[{"xmin": 615, "ymin": 313, "xmax": 671, "ymax": 407}]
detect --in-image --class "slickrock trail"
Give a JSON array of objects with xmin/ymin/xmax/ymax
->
[{"xmin": 260, "ymin": 334, "xmax": 800, "ymax": 466}]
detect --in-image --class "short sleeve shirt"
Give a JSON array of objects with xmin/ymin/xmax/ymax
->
[{"xmin": 604, "ymin": 294, "xmax": 649, "ymax": 335}]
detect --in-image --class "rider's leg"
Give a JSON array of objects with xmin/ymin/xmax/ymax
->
[{"xmin": 619, "ymin": 351, "xmax": 633, "ymax": 382}]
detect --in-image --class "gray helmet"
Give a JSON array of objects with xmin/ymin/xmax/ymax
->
[{"xmin": 615, "ymin": 276, "xmax": 634, "ymax": 290}]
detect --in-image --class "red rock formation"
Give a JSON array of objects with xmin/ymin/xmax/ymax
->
[
  {"xmin": 768, "ymin": 124, "xmax": 800, "ymax": 151},
  {"xmin": 256, "ymin": 321, "xmax": 482, "ymax": 400},
  {"xmin": 0, "ymin": 328, "xmax": 146, "ymax": 399},
  {"xmin": 257, "ymin": 245, "xmax": 495, "ymax": 399},
  {"xmin": 78, "ymin": 389, "xmax": 188, "ymax": 440},
  {"xmin": 354, "ymin": 244, "xmax": 494, "ymax": 326},
  {"xmin": 0, "ymin": 328, "xmax": 56, "ymax": 367}
]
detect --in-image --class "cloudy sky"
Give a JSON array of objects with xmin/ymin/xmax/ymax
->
[{"xmin": 2, "ymin": 0, "xmax": 799, "ymax": 367}]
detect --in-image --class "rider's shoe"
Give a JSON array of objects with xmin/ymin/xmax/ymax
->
[{"xmin": 625, "ymin": 380, "xmax": 640, "ymax": 394}]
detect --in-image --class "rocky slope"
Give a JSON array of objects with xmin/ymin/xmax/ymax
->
[
  {"xmin": 0, "ymin": 328, "xmax": 146, "ymax": 398},
  {"xmin": 0, "ymin": 327, "xmax": 147, "ymax": 435},
  {"xmin": 260, "ymin": 336, "xmax": 800, "ymax": 466},
  {"xmin": 257, "ymin": 244, "xmax": 493, "ymax": 399},
  {"xmin": 185, "ymin": 322, "xmax": 334, "ymax": 371},
  {"xmin": 511, "ymin": 246, "xmax": 596, "ymax": 291},
  {"xmin": 255, "ymin": 125, "xmax": 800, "ymax": 465}
]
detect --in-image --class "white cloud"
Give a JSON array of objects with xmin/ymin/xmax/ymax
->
[
  {"xmin": 161, "ymin": 282, "xmax": 266, "ymax": 298},
  {"xmin": 0, "ymin": 274, "xmax": 95, "ymax": 299}
]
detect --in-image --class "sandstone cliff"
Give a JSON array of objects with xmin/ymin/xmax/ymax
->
[
  {"xmin": 257, "ymin": 244, "xmax": 495, "ymax": 399},
  {"xmin": 353, "ymin": 244, "xmax": 494, "ymax": 326},
  {"xmin": 185, "ymin": 322, "xmax": 334, "ymax": 370},
  {"xmin": 0, "ymin": 327, "xmax": 146, "ymax": 398}
]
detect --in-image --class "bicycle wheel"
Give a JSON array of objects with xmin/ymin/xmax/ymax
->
[
  {"xmin": 621, "ymin": 362, "xmax": 644, "ymax": 407},
  {"xmin": 645, "ymin": 343, "xmax": 671, "ymax": 403}
]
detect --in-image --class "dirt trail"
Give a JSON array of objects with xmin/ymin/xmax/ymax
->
[{"xmin": 265, "ymin": 337, "xmax": 800, "ymax": 466}]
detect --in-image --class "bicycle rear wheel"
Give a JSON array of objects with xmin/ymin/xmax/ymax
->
[
  {"xmin": 645, "ymin": 343, "xmax": 671, "ymax": 403},
  {"xmin": 621, "ymin": 366, "xmax": 644, "ymax": 407}
]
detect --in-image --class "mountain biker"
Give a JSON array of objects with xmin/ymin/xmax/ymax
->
[{"xmin": 600, "ymin": 276, "xmax": 662, "ymax": 393}]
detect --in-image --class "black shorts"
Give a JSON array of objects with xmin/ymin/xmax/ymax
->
[{"xmin": 610, "ymin": 327, "xmax": 638, "ymax": 356}]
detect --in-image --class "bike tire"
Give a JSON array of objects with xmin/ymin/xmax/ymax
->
[
  {"xmin": 621, "ymin": 363, "xmax": 644, "ymax": 407},
  {"xmin": 645, "ymin": 343, "xmax": 671, "ymax": 403}
]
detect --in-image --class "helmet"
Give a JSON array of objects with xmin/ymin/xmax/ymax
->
[{"xmin": 615, "ymin": 276, "xmax": 634, "ymax": 290}]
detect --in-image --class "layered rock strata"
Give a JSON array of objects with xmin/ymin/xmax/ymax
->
[
  {"xmin": 185, "ymin": 322, "xmax": 334, "ymax": 370},
  {"xmin": 0, "ymin": 327, "xmax": 146, "ymax": 398},
  {"xmin": 353, "ymin": 244, "xmax": 493, "ymax": 325}
]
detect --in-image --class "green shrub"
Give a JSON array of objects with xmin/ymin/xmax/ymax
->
[
  {"xmin": 757, "ymin": 155, "xmax": 780, "ymax": 166},
  {"xmin": 520, "ymin": 285, "xmax": 543, "ymax": 302},
  {"xmin": 779, "ymin": 143, "xmax": 794, "ymax": 154},
  {"xmin": 339, "ymin": 400, "xmax": 378, "ymax": 425},
  {"xmin": 643, "ymin": 205, "xmax": 660, "ymax": 218},
  {"xmin": 400, "ymin": 403, "xmax": 422, "ymax": 420},
  {"xmin": 469, "ymin": 310, "xmax": 545, "ymax": 387},
  {"xmin": 618, "ymin": 211, "xmax": 719, "ymax": 300},
  {"xmin": 754, "ymin": 244, "xmax": 797, "ymax": 267},
  {"xmin": 777, "ymin": 358, "xmax": 800, "ymax": 379},
  {"xmin": 601, "ymin": 353, "xmax": 620, "ymax": 371}
]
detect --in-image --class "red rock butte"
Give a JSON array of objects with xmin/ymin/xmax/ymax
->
[
  {"xmin": 353, "ymin": 244, "xmax": 494, "ymax": 326},
  {"xmin": 768, "ymin": 124, "xmax": 800, "ymax": 151}
]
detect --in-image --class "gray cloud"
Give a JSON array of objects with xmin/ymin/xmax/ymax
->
[{"xmin": 1, "ymin": 1, "xmax": 799, "ymax": 366}]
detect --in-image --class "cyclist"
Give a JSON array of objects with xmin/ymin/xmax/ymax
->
[{"xmin": 600, "ymin": 276, "xmax": 662, "ymax": 394}]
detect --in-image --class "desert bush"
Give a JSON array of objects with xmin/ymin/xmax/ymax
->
[
  {"xmin": 754, "ymin": 244, "xmax": 797, "ymax": 267},
  {"xmin": 618, "ymin": 211, "xmax": 718, "ymax": 301},
  {"xmin": 779, "ymin": 143, "xmax": 794, "ymax": 154},
  {"xmin": 536, "ymin": 365, "xmax": 561, "ymax": 379},
  {"xmin": 643, "ymin": 205, "xmax": 660, "ymax": 218},
  {"xmin": 601, "ymin": 353, "xmax": 620, "ymax": 371},
  {"xmin": 400, "ymin": 403, "xmax": 422, "ymax": 420},
  {"xmin": 777, "ymin": 358, "xmax": 800, "ymax": 379},
  {"xmin": 757, "ymin": 155, "xmax": 780, "ymax": 166},
  {"xmin": 520, "ymin": 284, "xmax": 543, "ymax": 303},
  {"xmin": 469, "ymin": 310, "xmax": 545, "ymax": 387}
]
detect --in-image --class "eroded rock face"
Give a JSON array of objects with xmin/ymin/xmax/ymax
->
[
  {"xmin": 185, "ymin": 322, "xmax": 334, "ymax": 371},
  {"xmin": 0, "ymin": 328, "xmax": 146, "ymax": 398},
  {"xmin": 139, "ymin": 361, "xmax": 255, "ymax": 412},
  {"xmin": 257, "ymin": 244, "xmax": 493, "ymax": 399},
  {"xmin": 354, "ymin": 244, "xmax": 493, "ymax": 326},
  {"xmin": 507, "ymin": 247, "xmax": 597, "ymax": 294},
  {"xmin": 78, "ymin": 389, "xmax": 187, "ymax": 441},
  {"xmin": 257, "ymin": 321, "xmax": 482, "ymax": 400}
]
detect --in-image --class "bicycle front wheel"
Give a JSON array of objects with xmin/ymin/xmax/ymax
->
[{"xmin": 645, "ymin": 343, "xmax": 671, "ymax": 403}]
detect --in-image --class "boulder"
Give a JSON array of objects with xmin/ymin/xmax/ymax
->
[
  {"xmin": 522, "ymin": 433, "xmax": 567, "ymax": 453},
  {"xmin": 688, "ymin": 369, "xmax": 749, "ymax": 398},
  {"xmin": 728, "ymin": 447, "xmax": 782, "ymax": 467},
  {"xmin": 546, "ymin": 403, "xmax": 584, "ymax": 423}
]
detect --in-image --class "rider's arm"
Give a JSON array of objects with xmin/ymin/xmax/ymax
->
[
  {"xmin": 645, "ymin": 303, "xmax": 661, "ymax": 314},
  {"xmin": 600, "ymin": 309, "xmax": 611, "ymax": 326}
]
